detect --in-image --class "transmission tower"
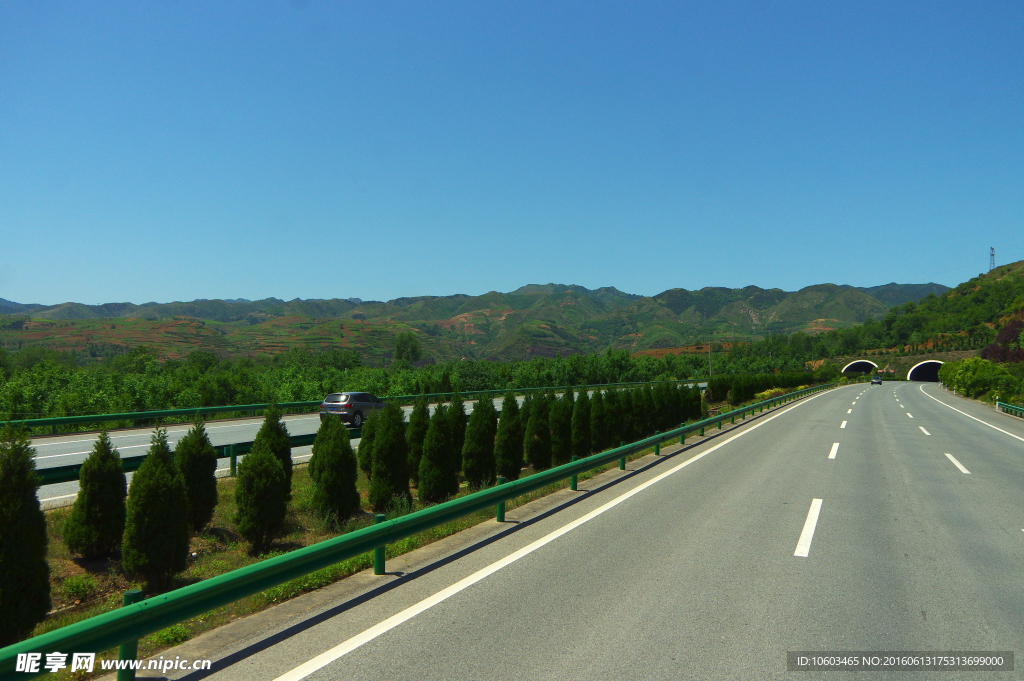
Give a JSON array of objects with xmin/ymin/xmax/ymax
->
[{"xmin": 990, "ymin": 247, "xmax": 995, "ymax": 271}]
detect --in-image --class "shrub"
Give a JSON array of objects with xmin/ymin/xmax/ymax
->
[
  {"xmin": 173, "ymin": 420, "xmax": 218, "ymax": 533},
  {"xmin": 64, "ymin": 430, "xmax": 126, "ymax": 557},
  {"xmin": 357, "ymin": 412, "xmax": 378, "ymax": 479},
  {"xmin": 571, "ymin": 387, "xmax": 591, "ymax": 459},
  {"xmin": 122, "ymin": 429, "xmax": 190, "ymax": 589},
  {"xmin": 462, "ymin": 397, "xmax": 497, "ymax": 488},
  {"xmin": 418, "ymin": 403, "xmax": 459, "ymax": 503},
  {"xmin": 405, "ymin": 397, "xmax": 429, "ymax": 487},
  {"xmin": 62, "ymin": 574, "xmax": 96, "ymax": 601},
  {"xmin": 368, "ymin": 402, "xmax": 411, "ymax": 512},
  {"xmin": 308, "ymin": 415, "xmax": 361, "ymax": 522},
  {"xmin": 495, "ymin": 390, "xmax": 523, "ymax": 481},
  {"xmin": 254, "ymin": 404, "xmax": 292, "ymax": 498},
  {"xmin": 234, "ymin": 439, "xmax": 288, "ymax": 555},
  {"xmin": 0, "ymin": 426, "xmax": 50, "ymax": 646}
]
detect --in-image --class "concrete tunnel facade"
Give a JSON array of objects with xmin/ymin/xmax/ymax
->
[
  {"xmin": 841, "ymin": 360, "xmax": 878, "ymax": 373},
  {"xmin": 907, "ymin": 360, "xmax": 943, "ymax": 382}
]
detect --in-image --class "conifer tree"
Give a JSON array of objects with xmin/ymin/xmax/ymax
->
[
  {"xmin": 357, "ymin": 411, "xmax": 378, "ymax": 479},
  {"xmin": 448, "ymin": 392, "xmax": 467, "ymax": 465},
  {"xmin": 0, "ymin": 427, "xmax": 50, "ymax": 647},
  {"xmin": 590, "ymin": 390, "xmax": 608, "ymax": 453},
  {"xmin": 64, "ymin": 430, "xmax": 126, "ymax": 557},
  {"xmin": 234, "ymin": 439, "xmax": 288, "ymax": 555},
  {"xmin": 368, "ymin": 402, "xmax": 411, "ymax": 512},
  {"xmin": 462, "ymin": 397, "xmax": 498, "ymax": 488},
  {"xmin": 254, "ymin": 404, "xmax": 292, "ymax": 497},
  {"xmin": 405, "ymin": 397, "xmax": 430, "ymax": 487},
  {"xmin": 549, "ymin": 390, "xmax": 573, "ymax": 466},
  {"xmin": 571, "ymin": 388, "xmax": 592, "ymax": 459},
  {"xmin": 643, "ymin": 384, "xmax": 657, "ymax": 435},
  {"xmin": 494, "ymin": 391, "xmax": 523, "ymax": 480},
  {"xmin": 603, "ymin": 389, "xmax": 620, "ymax": 447},
  {"xmin": 308, "ymin": 415, "xmax": 360, "ymax": 522},
  {"xmin": 418, "ymin": 403, "xmax": 459, "ymax": 503},
  {"xmin": 122, "ymin": 429, "xmax": 190, "ymax": 588},
  {"xmin": 523, "ymin": 399, "xmax": 550, "ymax": 471},
  {"xmin": 173, "ymin": 420, "xmax": 218, "ymax": 533}
]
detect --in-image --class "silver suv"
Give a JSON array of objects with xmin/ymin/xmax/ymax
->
[{"xmin": 319, "ymin": 392, "xmax": 385, "ymax": 427}]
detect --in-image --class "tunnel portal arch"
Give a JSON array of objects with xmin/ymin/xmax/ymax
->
[
  {"xmin": 841, "ymin": 360, "xmax": 878, "ymax": 373},
  {"xmin": 907, "ymin": 360, "xmax": 943, "ymax": 382}
]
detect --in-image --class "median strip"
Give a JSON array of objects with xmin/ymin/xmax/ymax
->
[{"xmin": 794, "ymin": 499, "xmax": 823, "ymax": 558}]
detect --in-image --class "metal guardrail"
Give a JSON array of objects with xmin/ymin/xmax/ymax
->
[
  {"xmin": 0, "ymin": 382, "xmax": 834, "ymax": 679},
  {"xmin": 2, "ymin": 380, "xmax": 701, "ymax": 434},
  {"xmin": 997, "ymin": 401, "xmax": 1024, "ymax": 418}
]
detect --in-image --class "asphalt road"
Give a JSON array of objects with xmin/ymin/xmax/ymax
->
[{"xmin": 161, "ymin": 382, "xmax": 1024, "ymax": 681}]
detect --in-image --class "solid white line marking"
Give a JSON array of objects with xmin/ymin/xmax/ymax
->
[
  {"xmin": 847, "ymin": 409, "xmax": 852, "ymax": 414},
  {"xmin": 944, "ymin": 453, "xmax": 970, "ymax": 474},
  {"xmin": 907, "ymin": 413, "xmax": 913, "ymax": 418},
  {"xmin": 840, "ymin": 421, "xmax": 847, "ymax": 429},
  {"xmin": 794, "ymin": 498, "xmax": 823, "ymax": 557},
  {"xmin": 39, "ymin": 493, "xmax": 78, "ymax": 502},
  {"xmin": 919, "ymin": 385, "xmax": 1024, "ymax": 443},
  {"xmin": 271, "ymin": 390, "xmax": 834, "ymax": 681},
  {"xmin": 920, "ymin": 427, "xmax": 930, "ymax": 435},
  {"xmin": 828, "ymin": 443, "xmax": 839, "ymax": 460},
  {"xmin": 36, "ymin": 443, "xmax": 150, "ymax": 460}
]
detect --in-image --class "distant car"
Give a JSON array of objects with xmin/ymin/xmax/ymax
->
[
  {"xmin": 319, "ymin": 392, "xmax": 385, "ymax": 426},
  {"xmin": 870, "ymin": 377, "xmax": 882, "ymax": 385}
]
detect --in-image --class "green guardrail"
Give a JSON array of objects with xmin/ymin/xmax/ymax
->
[
  {"xmin": 1, "ymin": 382, "xmax": 834, "ymax": 679},
  {"xmin": 997, "ymin": 401, "xmax": 1024, "ymax": 418},
  {"xmin": 2, "ymin": 380, "xmax": 702, "ymax": 435}
]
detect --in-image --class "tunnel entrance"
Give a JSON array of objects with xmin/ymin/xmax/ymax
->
[
  {"xmin": 907, "ymin": 360, "xmax": 943, "ymax": 382},
  {"xmin": 841, "ymin": 360, "xmax": 878, "ymax": 374}
]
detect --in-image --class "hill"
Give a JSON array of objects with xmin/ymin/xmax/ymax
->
[{"xmin": 0, "ymin": 280, "xmax": 952, "ymax": 363}]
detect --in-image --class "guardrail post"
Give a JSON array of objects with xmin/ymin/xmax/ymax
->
[
  {"xmin": 619, "ymin": 442, "xmax": 625, "ymax": 470},
  {"xmin": 654, "ymin": 432, "xmax": 660, "ymax": 455},
  {"xmin": 730, "ymin": 414, "xmax": 735, "ymax": 424},
  {"xmin": 700, "ymin": 426, "xmax": 704, "ymax": 436},
  {"xmin": 679, "ymin": 425, "xmax": 685, "ymax": 445},
  {"xmin": 718, "ymin": 419, "xmax": 722, "ymax": 430},
  {"xmin": 117, "ymin": 589, "xmax": 143, "ymax": 681},
  {"xmin": 373, "ymin": 514, "xmax": 386, "ymax": 575},
  {"xmin": 228, "ymin": 445, "xmax": 236, "ymax": 477},
  {"xmin": 495, "ymin": 477, "xmax": 506, "ymax": 522},
  {"xmin": 570, "ymin": 456, "xmax": 579, "ymax": 490}
]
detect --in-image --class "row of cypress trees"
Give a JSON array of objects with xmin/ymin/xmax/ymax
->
[{"xmin": 355, "ymin": 383, "xmax": 706, "ymax": 510}]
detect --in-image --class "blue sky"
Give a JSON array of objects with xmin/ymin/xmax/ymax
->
[{"xmin": 1, "ymin": 1, "xmax": 1021, "ymax": 306}]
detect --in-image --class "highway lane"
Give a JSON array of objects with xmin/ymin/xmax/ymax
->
[{"xmin": 161, "ymin": 382, "xmax": 1023, "ymax": 681}]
